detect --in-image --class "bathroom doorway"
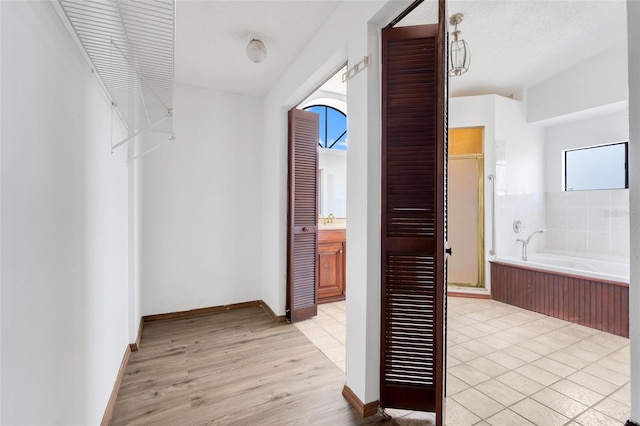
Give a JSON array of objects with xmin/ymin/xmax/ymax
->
[
  {"xmin": 299, "ymin": 66, "xmax": 348, "ymax": 306},
  {"xmin": 448, "ymin": 127, "xmax": 485, "ymax": 288},
  {"xmin": 290, "ymin": 65, "xmax": 349, "ymax": 372}
]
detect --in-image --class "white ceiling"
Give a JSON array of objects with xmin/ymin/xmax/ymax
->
[
  {"xmin": 174, "ymin": 0, "xmax": 628, "ymax": 98},
  {"xmin": 174, "ymin": 0, "xmax": 341, "ymax": 96}
]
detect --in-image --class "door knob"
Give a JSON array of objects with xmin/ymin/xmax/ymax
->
[{"xmin": 302, "ymin": 227, "xmax": 309, "ymax": 232}]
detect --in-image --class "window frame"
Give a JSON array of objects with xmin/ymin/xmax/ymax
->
[
  {"xmin": 563, "ymin": 141, "xmax": 629, "ymax": 191},
  {"xmin": 302, "ymin": 104, "xmax": 347, "ymax": 150}
]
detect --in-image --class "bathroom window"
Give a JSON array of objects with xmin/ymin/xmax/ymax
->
[
  {"xmin": 564, "ymin": 142, "xmax": 628, "ymax": 191},
  {"xmin": 303, "ymin": 105, "xmax": 347, "ymax": 150}
]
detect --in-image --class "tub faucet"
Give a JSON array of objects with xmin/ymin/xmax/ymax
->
[{"xmin": 516, "ymin": 229, "xmax": 545, "ymax": 261}]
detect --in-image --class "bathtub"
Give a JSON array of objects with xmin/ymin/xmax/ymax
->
[
  {"xmin": 498, "ymin": 253, "xmax": 630, "ymax": 284},
  {"xmin": 490, "ymin": 253, "xmax": 629, "ymax": 337}
]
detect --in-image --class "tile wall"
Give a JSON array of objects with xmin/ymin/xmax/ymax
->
[
  {"xmin": 545, "ymin": 189, "xmax": 630, "ymax": 260},
  {"xmin": 495, "ymin": 190, "xmax": 546, "ymax": 259}
]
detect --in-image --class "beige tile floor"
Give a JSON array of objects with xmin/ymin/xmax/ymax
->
[{"xmin": 294, "ymin": 297, "xmax": 631, "ymax": 425}]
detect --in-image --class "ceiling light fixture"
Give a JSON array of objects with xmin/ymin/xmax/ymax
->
[
  {"xmin": 246, "ymin": 33, "xmax": 267, "ymax": 63},
  {"xmin": 449, "ymin": 13, "xmax": 470, "ymax": 76}
]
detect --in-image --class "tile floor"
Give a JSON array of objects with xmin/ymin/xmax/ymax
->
[{"xmin": 294, "ymin": 297, "xmax": 631, "ymax": 425}]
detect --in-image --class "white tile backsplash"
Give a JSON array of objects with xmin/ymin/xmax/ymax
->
[
  {"xmin": 610, "ymin": 233, "xmax": 631, "ymax": 258},
  {"xmin": 546, "ymin": 191, "xmax": 566, "ymax": 208},
  {"xmin": 566, "ymin": 190, "xmax": 588, "ymax": 208},
  {"xmin": 586, "ymin": 190, "xmax": 610, "ymax": 207},
  {"xmin": 567, "ymin": 207, "xmax": 587, "ymax": 231},
  {"xmin": 547, "ymin": 208, "xmax": 568, "ymax": 230},
  {"xmin": 587, "ymin": 232, "xmax": 609, "ymax": 255},
  {"xmin": 496, "ymin": 191, "xmax": 546, "ymax": 258},
  {"xmin": 611, "ymin": 216, "xmax": 628, "ymax": 233},
  {"xmin": 545, "ymin": 189, "xmax": 629, "ymax": 260},
  {"xmin": 610, "ymin": 190, "xmax": 629, "ymax": 208},
  {"xmin": 567, "ymin": 231, "xmax": 588, "ymax": 253},
  {"xmin": 587, "ymin": 208, "xmax": 610, "ymax": 233},
  {"xmin": 546, "ymin": 229, "xmax": 568, "ymax": 251}
]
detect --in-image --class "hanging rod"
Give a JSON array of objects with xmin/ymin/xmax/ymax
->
[{"xmin": 53, "ymin": 0, "xmax": 176, "ymax": 152}]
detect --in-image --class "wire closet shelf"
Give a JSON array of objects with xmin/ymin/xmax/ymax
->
[{"xmin": 56, "ymin": 0, "xmax": 176, "ymax": 153}]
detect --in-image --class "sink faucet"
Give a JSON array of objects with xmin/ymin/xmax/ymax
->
[
  {"xmin": 516, "ymin": 229, "xmax": 545, "ymax": 261},
  {"xmin": 318, "ymin": 213, "xmax": 335, "ymax": 225}
]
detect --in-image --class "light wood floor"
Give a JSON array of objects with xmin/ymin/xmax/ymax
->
[{"xmin": 111, "ymin": 306, "xmax": 401, "ymax": 425}]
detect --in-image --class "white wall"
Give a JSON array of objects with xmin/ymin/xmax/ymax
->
[
  {"xmin": 449, "ymin": 95, "xmax": 546, "ymax": 285},
  {"xmin": 139, "ymin": 84, "xmax": 263, "ymax": 316},
  {"xmin": 449, "ymin": 95, "xmax": 496, "ymax": 290},
  {"xmin": 128, "ymin": 154, "xmax": 142, "ymax": 342},
  {"xmin": 545, "ymin": 109, "xmax": 629, "ymax": 193},
  {"xmin": 343, "ymin": 18, "xmax": 382, "ymax": 407},
  {"xmin": 0, "ymin": 1, "xmax": 3, "ymax": 420},
  {"xmin": 493, "ymin": 96, "xmax": 547, "ymax": 259},
  {"xmin": 544, "ymin": 110, "xmax": 630, "ymax": 260},
  {"xmin": 260, "ymin": 0, "xmax": 411, "ymax": 407},
  {"xmin": 260, "ymin": 0, "xmax": 380, "ymax": 316},
  {"xmin": 318, "ymin": 149, "xmax": 347, "ymax": 218},
  {"xmin": 627, "ymin": 0, "xmax": 639, "ymax": 421},
  {"xmin": 527, "ymin": 44, "xmax": 629, "ymax": 123},
  {"xmin": 1, "ymin": 2, "xmax": 130, "ymax": 424},
  {"xmin": 300, "ymin": 90, "xmax": 347, "ymax": 113}
]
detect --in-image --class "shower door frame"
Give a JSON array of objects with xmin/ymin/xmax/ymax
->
[{"xmin": 448, "ymin": 153, "xmax": 485, "ymax": 288}]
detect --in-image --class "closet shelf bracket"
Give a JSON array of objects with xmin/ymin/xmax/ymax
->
[
  {"xmin": 111, "ymin": 111, "xmax": 172, "ymax": 152},
  {"xmin": 53, "ymin": 0, "xmax": 176, "ymax": 153}
]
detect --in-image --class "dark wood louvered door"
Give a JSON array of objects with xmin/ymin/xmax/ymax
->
[
  {"xmin": 380, "ymin": 21, "xmax": 447, "ymax": 417},
  {"xmin": 287, "ymin": 108, "xmax": 319, "ymax": 323}
]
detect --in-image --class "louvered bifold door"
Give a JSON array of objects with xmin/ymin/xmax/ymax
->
[
  {"xmin": 287, "ymin": 108, "xmax": 319, "ymax": 323},
  {"xmin": 380, "ymin": 22, "xmax": 447, "ymax": 416}
]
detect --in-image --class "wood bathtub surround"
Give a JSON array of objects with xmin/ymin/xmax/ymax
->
[{"xmin": 491, "ymin": 261, "xmax": 629, "ymax": 337}]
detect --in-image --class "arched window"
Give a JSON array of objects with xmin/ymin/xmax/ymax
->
[{"xmin": 303, "ymin": 105, "xmax": 347, "ymax": 150}]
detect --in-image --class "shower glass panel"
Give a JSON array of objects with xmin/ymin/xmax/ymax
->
[
  {"xmin": 448, "ymin": 127, "xmax": 484, "ymax": 288},
  {"xmin": 448, "ymin": 158, "xmax": 483, "ymax": 286}
]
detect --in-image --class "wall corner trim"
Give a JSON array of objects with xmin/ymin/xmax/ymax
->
[
  {"xmin": 129, "ymin": 317, "xmax": 144, "ymax": 352},
  {"xmin": 142, "ymin": 300, "xmax": 263, "ymax": 322},
  {"xmin": 447, "ymin": 290, "xmax": 492, "ymax": 299},
  {"xmin": 342, "ymin": 385, "xmax": 379, "ymax": 417},
  {"xmin": 142, "ymin": 300, "xmax": 286, "ymax": 324},
  {"xmin": 101, "ymin": 345, "xmax": 132, "ymax": 426},
  {"xmin": 259, "ymin": 300, "xmax": 287, "ymax": 323}
]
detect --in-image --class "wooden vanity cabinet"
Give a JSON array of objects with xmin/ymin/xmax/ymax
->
[{"xmin": 317, "ymin": 229, "xmax": 346, "ymax": 303}]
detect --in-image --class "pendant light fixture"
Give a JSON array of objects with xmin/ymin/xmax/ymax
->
[
  {"xmin": 449, "ymin": 13, "xmax": 470, "ymax": 76},
  {"xmin": 246, "ymin": 32, "xmax": 267, "ymax": 63}
]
